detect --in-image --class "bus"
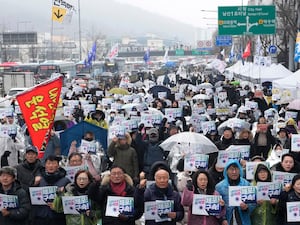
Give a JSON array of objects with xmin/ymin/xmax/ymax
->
[
  {"xmin": 0, "ymin": 62, "xmax": 20, "ymax": 73},
  {"xmin": 12, "ymin": 63, "xmax": 39, "ymax": 75},
  {"xmin": 37, "ymin": 60, "xmax": 76, "ymax": 81},
  {"xmin": 75, "ymin": 61, "xmax": 105, "ymax": 77}
]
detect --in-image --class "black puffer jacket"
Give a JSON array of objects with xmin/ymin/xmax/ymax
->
[
  {"xmin": 0, "ymin": 181, "xmax": 31, "ymax": 225},
  {"xmin": 15, "ymin": 159, "xmax": 43, "ymax": 192}
]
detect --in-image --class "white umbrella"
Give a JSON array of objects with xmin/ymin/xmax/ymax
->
[
  {"xmin": 192, "ymin": 94, "xmax": 211, "ymax": 100},
  {"xmin": 198, "ymin": 82, "xmax": 213, "ymax": 89},
  {"xmin": 217, "ymin": 118, "xmax": 251, "ymax": 134},
  {"xmin": 159, "ymin": 132, "xmax": 218, "ymax": 155}
]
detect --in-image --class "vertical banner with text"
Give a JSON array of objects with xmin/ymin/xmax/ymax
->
[{"xmin": 16, "ymin": 76, "xmax": 63, "ymax": 158}]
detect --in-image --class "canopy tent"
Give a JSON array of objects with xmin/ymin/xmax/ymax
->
[
  {"xmin": 272, "ymin": 69, "xmax": 300, "ymax": 90},
  {"xmin": 226, "ymin": 62, "xmax": 292, "ymax": 84}
]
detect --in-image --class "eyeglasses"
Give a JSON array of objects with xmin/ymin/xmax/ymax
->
[
  {"xmin": 77, "ymin": 177, "xmax": 89, "ymax": 181},
  {"xmin": 111, "ymin": 172, "xmax": 124, "ymax": 176}
]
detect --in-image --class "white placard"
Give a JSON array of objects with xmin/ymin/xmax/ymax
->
[
  {"xmin": 0, "ymin": 194, "xmax": 18, "ymax": 210},
  {"xmin": 29, "ymin": 186, "xmax": 57, "ymax": 205},
  {"xmin": 256, "ymin": 182, "xmax": 282, "ymax": 200},
  {"xmin": 228, "ymin": 186, "xmax": 256, "ymax": 206},
  {"xmin": 105, "ymin": 196, "xmax": 134, "ymax": 217},
  {"xmin": 80, "ymin": 139, "xmax": 97, "ymax": 154},
  {"xmin": 216, "ymin": 150, "xmax": 240, "ymax": 168},
  {"xmin": 227, "ymin": 145, "xmax": 250, "ymax": 160},
  {"xmin": 291, "ymin": 134, "xmax": 300, "ymax": 152},
  {"xmin": 272, "ymin": 171, "xmax": 297, "ymax": 186},
  {"xmin": 62, "ymin": 195, "xmax": 89, "ymax": 214},
  {"xmin": 158, "ymin": 92, "xmax": 167, "ymax": 99},
  {"xmin": 144, "ymin": 201, "xmax": 158, "ymax": 220},
  {"xmin": 184, "ymin": 154, "xmax": 209, "ymax": 171},
  {"xmin": 82, "ymin": 104, "xmax": 96, "ymax": 116},
  {"xmin": 63, "ymin": 106, "xmax": 73, "ymax": 117},
  {"xmin": 192, "ymin": 194, "xmax": 221, "ymax": 216},
  {"xmin": 155, "ymin": 200, "xmax": 174, "ymax": 222},
  {"xmin": 287, "ymin": 202, "xmax": 300, "ymax": 222},
  {"xmin": 63, "ymin": 165, "xmax": 87, "ymax": 182}
]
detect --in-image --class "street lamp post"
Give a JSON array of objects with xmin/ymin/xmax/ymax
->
[{"xmin": 78, "ymin": 0, "xmax": 82, "ymax": 61}]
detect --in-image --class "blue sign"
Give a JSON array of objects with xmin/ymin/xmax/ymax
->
[
  {"xmin": 268, "ymin": 45, "xmax": 277, "ymax": 54},
  {"xmin": 215, "ymin": 35, "xmax": 232, "ymax": 46}
]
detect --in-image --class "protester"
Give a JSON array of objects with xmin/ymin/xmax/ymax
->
[
  {"xmin": 250, "ymin": 163, "xmax": 277, "ymax": 225},
  {"xmin": 85, "ymin": 109, "xmax": 108, "ymax": 129},
  {"xmin": 32, "ymin": 155, "xmax": 71, "ymax": 225},
  {"xmin": 0, "ymin": 166, "xmax": 31, "ymax": 225},
  {"xmin": 15, "ymin": 145, "xmax": 42, "ymax": 193},
  {"xmin": 107, "ymin": 133, "xmax": 139, "ymax": 180},
  {"xmin": 271, "ymin": 153, "xmax": 300, "ymax": 173},
  {"xmin": 216, "ymin": 160, "xmax": 256, "ymax": 225},
  {"xmin": 277, "ymin": 174, "xmax": 300, "ymax": 225},
  {"xmin": 88, "ymin": 165, "xmax": 144, "ymax": 225},
  {"xmin": 41, "ymin": 128, "xmax": 61, "ymax": 165},
  {"xmin": 142, "ymin": 167, "xmax": 184, "ymax": 225},
  {"xmin": 181, "ymin": 170, "xmax": 226, "ymax": 225},
  {"xmin": 52, "ymin": 170, "xmax": 101, "ymax": 225}
]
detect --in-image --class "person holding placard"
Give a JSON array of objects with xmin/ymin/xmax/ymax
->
[
  {"xmin": 88, "ymin": 165, "xmax": 144, "ymax": 225},
  {"xmin": 142, "ymin": 167, "xmax": 184, "ymax": 225},
  {"xmin": 52, "ymin": 170, "xmax": 101, "ymax": 225},
  {"xmin": 271, "ymin": 153, "xmax": 300, "ymax": 174},
  {"xmin": 0, "ymin": 166, "xmax": 31, "ymax": 225},
  {"xmin": 181, "ymin": 170, "xmax": 226, "ymax": 225},
  {"xmin": 215, "ymin": 160, "xmax": 256, "ymax": 225},
  {"xmin": 250, "ymin": 163, "xmax": 277, "ymax": 225},
  {"xmin": 32, "ymin": 155, "xmax": 71, "ymax": 225},
  {"xmin": 277, "ymin": 174, "xmax": 300, "ymax": 225}
]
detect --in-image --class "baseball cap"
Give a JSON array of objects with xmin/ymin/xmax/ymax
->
[{"xmin": 25, "ymin": 145, "xmax": 38, "ymax": 154}]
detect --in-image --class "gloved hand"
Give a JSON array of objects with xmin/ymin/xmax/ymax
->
[
  {"xmin": 186, "ymin": 180, "xmax": 193, "ymax": 191},
  {"xmin": 118, "ymin": 213, "xmax": 129, "ymax": 221},
  {"xmin": 138, "ymin": 123, "xmax": 144, "ymax": 132},
  {"xmin": 88, "ymin": 181, "xmax": 100, "ymax": 196}
]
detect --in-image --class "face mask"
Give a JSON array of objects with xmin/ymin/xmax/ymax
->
[
  {"xmin": 85, "ymin": 138, "xmax": 93, "ymax": 142},
  {"xmin": 275, "ymin": 150, "xmax": 282, "ymax": 157}
]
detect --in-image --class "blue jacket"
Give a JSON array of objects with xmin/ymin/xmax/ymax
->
[{"xmin": 215, "ymin": 160, "xmax": 256, "ymax": 225}]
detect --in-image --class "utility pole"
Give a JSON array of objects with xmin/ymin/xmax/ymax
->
[{"xmin": 78, "ymin": 0, "xmax": 82, "ymax": 61}]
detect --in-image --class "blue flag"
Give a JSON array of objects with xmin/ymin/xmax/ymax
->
[
  {"xmin": 295, "ymin": 31, "xmax": 300, "ymax": 62},
  {"xmin": 229, "ymin": 44, "xmax": 235, "ymax": 63},
  {"xmin": 85, "ymin": 42, "xmax": 97, "ymax": 68},
  {"xmin": 143, "ymin": 49, "xmax": 150, "ymax": 63}
]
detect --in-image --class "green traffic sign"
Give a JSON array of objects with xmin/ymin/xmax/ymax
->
[
  {"xmin": 218, "ymin": 5, "xmax": 276, "ymax": 35},
  {"xmin": 175, "ymin": 49, "xmax": 185, "ymax": 56}
]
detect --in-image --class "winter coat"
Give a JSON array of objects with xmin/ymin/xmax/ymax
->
[
  {"xmin": 277, "ymin": 190, "xmax": 300, "ymax": 225},
  {"xmin": 144, "ymin": 183, "xmax": 184, "ymax": 225},
  {"xmin": 250, "ymin": 164, "xmax": 277, "ymax": 225},
  {"xmin": 15, "ymin": 159, "xmax": 43, "ymax": 193},
  {"xmin": 32, "ymin": 167, "xmax": 71, "ymax": 220},
  {"xmin": 53, "ymin": 183, "xmax": 101, "ymax": 225},
  {"xmin": 107, "ymin": 136, "xmax": 139, "ymax": 179},
  {"xmin": 215, "ymin": 160, "xmax": 256, "ymax": 225},
  {"xmin": 0, "ymin": 181, "xmax": 31, "ymax": 225},
  {"xmin": 181, "ymin": 188, "xmax": 225, "ymax": 225},
  {"xmin": 88, "ymin": 173, "xmax": 143, "ymax": 225}
]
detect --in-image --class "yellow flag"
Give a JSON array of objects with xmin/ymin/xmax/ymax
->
[{"xmin": 52, "ymin": 6, "xmax": 66, "ymax": 23}]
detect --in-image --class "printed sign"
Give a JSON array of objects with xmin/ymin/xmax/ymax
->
[
  {"xmin": 291, "ymin": 134, "xmax": 300, "ymax": 152},
  {"xmin": 0, "ymin": 194, "xmax": 18, "ymax": 210},
  {"xmin": 229, "ymin": 186, "xmax": 256, "ymax": 206},
  {"xmin": 29, "ymin": 186, "xmax": 57, "ymax": 205},
  {"xmin": 80, "ymin": 139, "xmax": 97, "ymax": 154},
  {"xmin": 156, "ymin": 200, "xmax": 174, "ymax": 222},
  {"xmin": 64, "ymin": 165, "xmax": 87, "ymax": 182},
  {"xmin": 105, "ymin": 196, "xmax": 134, "ymax": 217},
  {"xmin": 272, "ymin": 171, "xmax": 297, "ymax": 186},
  {"xmin": 256, "ymin": 182, "xmax": 282, "ymax": 200},
  {"xmin": 287, "ymin": 202, "xmax": 300, "ymax": 222},
  {"xmin": 62, "ymin": 195, "xmax": 89, "ymax": 214},
  {"xmin": 192, "ymin": 194, "xmax": 221, "ymax": 216},
  {"xmin": 184, "ymin": 154, "xmax": 209, "ymax": 171}
]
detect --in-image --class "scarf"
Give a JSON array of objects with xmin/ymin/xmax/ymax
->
[{"xmin": 110, "ymin": 180, "xmax": 127, "ymax": 196}]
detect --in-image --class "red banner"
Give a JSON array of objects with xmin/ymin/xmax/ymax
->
[
  {"xmin": 16, "ymin": 76, "xmax": 63, "ymax": 158},
  {"xmin": 242, "ymin": 41, "xmax": 251, "ymax": 59}
]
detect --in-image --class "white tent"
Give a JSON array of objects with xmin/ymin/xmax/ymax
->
[{"xmin": 273, "ymin": 69, "xmax": 300, "ymax": 90}]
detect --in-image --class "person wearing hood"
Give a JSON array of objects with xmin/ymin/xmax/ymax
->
[
  {"xmin": 235, "ymin": 128, "xmax": 253, "ymax": 145},
  {"xmin": 88, "ymin": 166, "xmax": 144, "ymax": 225},
  {"xmin": 32, "ymin": 155, "xmax": 71, "ymax": 225},
  {"xmin": 107, "ymin": 132, "xmax": 139, "ymax": 180},
  {"xmin": 275, "ymin": 127, "xmax": 291, "ymax": 150},
  {"xmin": 0, "ymin": 166, "xmax": 31, "ymax": 225},
  {"xmin": 85, "ymin": 110, "xmax": 108, "ymax": 129},
  {"xmin": 181, "ymin": 170, "xmax": 226, "ymax": 225},
  {"xmin": 15, "ymin": 145, "xmax": 43, "ymax": 193},
  {"xmin": 266, "ymin": 144, "xmax": 285, "ymax": 169},
  {"xmin": 216, "ymin": 160, "xmax": 256, "ymax": 225},
  {"xmin": 250, "ymin": 163, "xmax": 277, "ymax": 225},
  {"xmin": 52, "ymin": 170, "xmax": 101, "ymax": 225}
]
